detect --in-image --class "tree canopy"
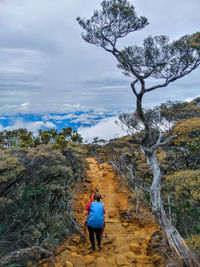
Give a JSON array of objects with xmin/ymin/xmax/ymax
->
[{"xmin": 77, "ymin": 0, "xmax": 200, "ymax": 146}]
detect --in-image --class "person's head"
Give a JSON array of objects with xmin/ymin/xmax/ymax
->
[
  {"xmin": 94, "ymin": 194, "xmax": 100, "ymax": 202},
  {"xmin": 95, "ymin": 187, "xmax": 99, "ymax": 192}
]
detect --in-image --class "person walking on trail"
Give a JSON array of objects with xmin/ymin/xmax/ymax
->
[
  {"xmin": 90, "ymin": 187, "xmax": 105, "ymax": 203},
  {"xmin": 85, "ymin": 194, "xmax": 105, "ymax": 251}
]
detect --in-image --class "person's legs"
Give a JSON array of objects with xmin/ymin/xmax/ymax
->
[
  {"xmin": 87, "ymin": 225, "xmax": 95, "ymax": 250},
  {"xmin": 94, "ymin": 227, "xmax": 102, "ymax": 248}
]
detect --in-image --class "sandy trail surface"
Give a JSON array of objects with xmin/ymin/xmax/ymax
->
[{"xmin": 37, "ymin": 157, "xmax": 164, "ymax": 267}]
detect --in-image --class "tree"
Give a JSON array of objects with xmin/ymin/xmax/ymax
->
[
  {"xmin": 61, "ymin": 127, "xmax": 73, "ymax": 139},
  {"xmin": 70, "ymin": 131, "xmax": 83, "ymax": 143},
  {"xmin": 39, "ymin": 130, "xmax": 51, "ymax": 145},
  {"xmin": 77, "ymin": 0, "xmax": 200, "ymax": 265},
  {"xmin": 48, "ymin": 129, "xmax": 58, "ymax": 142}
]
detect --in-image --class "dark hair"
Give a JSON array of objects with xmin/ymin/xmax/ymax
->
[{"xmin": 94, "ymin": 194, "xmax": 100, "ymax": 201}]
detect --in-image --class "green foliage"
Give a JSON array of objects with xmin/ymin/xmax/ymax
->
[
  {"xmin": 170, "ymin": 117, "xmax": 200, "ymax": 146},
  {"xmin": 0, "ymin": 127, "xmax": 83, "ymax": 149},
  {"xmin": 160, "ymin": 100, "xmax": 200, "ymax": 122},
  {"xmin": 187, "ymin": 137, "xmax": 200, "ymax": 152},
  {"xmin": 56, "ymin": 135, "xmax": 68, "ymax": 150},
  {"xmin": 39, "ymin": 130, "xmax": 51, "ymax": 145},
  {"xmin": 0, "ymin": 143, "xmax": 87, "ymax": 263},
  {"xmin": 77, "ymin": 0, "xmax": 148, "ymax": 50},
  {"xmin": 0, "ymin": 153, "xmax": 25, "ymax": 184},
  {"xmin": 186, "ymin": 235, "xmax": 200, "ymax": 256},
  {"xmin": 164, "ymin": 170, "xmax": 200, "ymax": 237}
]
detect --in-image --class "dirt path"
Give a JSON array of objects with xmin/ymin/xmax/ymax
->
[{"xmin": 37, "ymin": 157, "xmax": 165, "ymax": 267}]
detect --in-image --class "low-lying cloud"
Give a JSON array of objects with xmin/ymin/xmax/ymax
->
[{"xmin": 78, "ymin": 116, "xmax": 127, "ymax": 142}]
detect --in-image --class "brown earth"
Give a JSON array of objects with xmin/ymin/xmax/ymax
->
[{"xmin": 36, "ymin": 157, "xmax": 169, "ymax": 267}]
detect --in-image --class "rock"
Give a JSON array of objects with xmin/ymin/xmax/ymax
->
[
  {"xmin": 116, "ymin": 255, "xmax": 130, "ymax": 266},
  {"xmin": 123, "ymin": 251, "xmax": 137, "ymax": 262},
  {"xmin": 108, "ymin": 213, "xmax": 115, "ymax": 218},
  {"xmin": 65, "ymin": 261, "xmax": 73, "ymax": 267},
  {"xmin": 115, "ymin": 246, "xmax": 130, "ymax": 254},
  {"xmin": 105, "ymin": 218, "xmax": 118, "ymax": 223},
  {"xmin": 106, "ymin": 256, "xmax": 116, "ymax": 265},
  {"xmin": 82, "ymin": 246, "xmax": 92, "ymax": 256},
  {"xmin": 102, "ymin": 171, "xmax": 107, "ymax": 177},
  {"xmin": 122, "ymin": 222, "xmax": 129, "ymax": 227},
  {"xmin": 103, "ymin": 237, "xmax": 114, "ymax": 245},
  {"xmin": 83, "ymin": 255, "xmax": 95, "ymax": 265},
  {"xmin": 126, "ymin": 235, "xmax": 135, "ymax": 242},
  {"xmin": 85, "ymin": 177, "xmax": 92, "ymax": 183},
  {"xmin": 152, "ymin": 255, "xmax": 163, "ymax": 266},
  {"xmin": 71, "ymin": 252, "xmax": 81, "ymax": 258},
  {"xmin": 71, "ymin": 235, "xmax": 81, "ymax": 244},
  {"xmin": 147, "ymin": 230, "xmax": 170, "ymax": 254},
  {"xmin": 71, "ymin": 252, "xmax": 83, "ymax": 266},
  {"xmin": 95, "ymin": 256, "xmax": 107, "ymax": 267},
  {"xmin": 66, "ymin": 246, "xmax": 77, "ymax": 252},
  {"xmin": 129, "ymin": 243, "xmax": 141, "ymax": 254}
]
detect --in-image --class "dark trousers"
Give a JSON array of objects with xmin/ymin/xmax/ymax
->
[{"xmin": 87, "ymin": 225, "xmax": 102, "ymax": 248}]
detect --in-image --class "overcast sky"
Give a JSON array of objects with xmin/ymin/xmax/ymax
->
[{"xmin": 0, "ymin": 0, "xmax": 199, "ymax": 116}]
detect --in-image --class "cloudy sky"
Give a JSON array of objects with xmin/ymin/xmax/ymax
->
[{"xmin": 0, "ymin": 0, "xmax": 199, "ymax": 140}]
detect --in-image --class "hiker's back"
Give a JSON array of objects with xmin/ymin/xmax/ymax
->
[{"xmin": 87, "ymin": 202, "xmax": 104, "ymax": 228}]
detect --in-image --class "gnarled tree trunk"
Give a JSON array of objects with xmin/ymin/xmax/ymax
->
[{"xmin": 145, "ymin": 148, "xmax": 200, "ymax": 267}]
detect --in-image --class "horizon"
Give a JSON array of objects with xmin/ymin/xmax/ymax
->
[{"xmin": 0, "ymin": 0, "xmax": 199, "ymax": 140}]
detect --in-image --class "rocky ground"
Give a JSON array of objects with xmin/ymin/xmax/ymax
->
[{"xmin": 36, "ymin": 157, "xmax": 173, "ymax": 267}]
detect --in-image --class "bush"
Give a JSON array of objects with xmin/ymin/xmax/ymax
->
[
  {"xmin": 186, "ymin": 235, "xmax": 200, "ymax": 256},
  {"xmin": 164, "ymin": 170, "xmax": 200, "ymax": 238},
  {"xmin": 0, "ymin": 143, "xmax": 87, "ymax": 264}
]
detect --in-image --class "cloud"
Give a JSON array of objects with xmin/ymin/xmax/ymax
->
[
  {"xmin": 0, "ymin": 102, "xmax": 90, "ymax": 115},
  {"xmin": 0, "ymin": 0, "xmax": 199, "ymax": 115},
  {"xmin": 71, "ymin": 113, "xmax": 107, "ymax": 125},
  {"xmin": 2, "ymin": 119, "xmax": 56, "ymax": 135},
  {"xmin": 42, "ymin": 114, "xmax": 78, "ymax": 121},
  {"xmin": 184, "ymin": 94, "xmax": 200, "ymax": 102},
  {"xmin": 78, "ymin": 116, "xmax": 127, "ymax": 142}
]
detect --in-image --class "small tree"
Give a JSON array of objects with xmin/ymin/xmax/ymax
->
[
  {"xmin": 77, "ymin": 0, "xmax": 200, "ymax": 265},
  {"xmin": 39, "ymin": 130, "xmax": 51, "ymax": 145}
]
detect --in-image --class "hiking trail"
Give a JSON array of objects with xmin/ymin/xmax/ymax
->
[{"xmin": 37, "ymin": 157, "xmax": 166, "ymax": 267}]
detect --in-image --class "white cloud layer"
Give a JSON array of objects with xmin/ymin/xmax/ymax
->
[{"xmin": 78, "ymin": 116, "xmax": 127, "ymax": 142}]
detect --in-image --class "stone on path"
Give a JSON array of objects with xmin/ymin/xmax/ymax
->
[
  {"xmin": 116, "ymin": 254, "xmax": 130, "ymax": 266},
  {"xmin": 95, "ymin": 256, "xmax": 107, "ymax": 267},
  {"xmin": 129, "ymin": 243, "xmax": 141, "ymax": 254},
  {"xmin": 83, "ymin": 255, "xmax": 95, "ymax": 265},
  {"xmin": 65, "ymin": 261, "xmax": 73, "ymax": 267}
]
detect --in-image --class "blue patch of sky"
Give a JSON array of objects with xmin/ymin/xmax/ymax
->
[{"xmin": 0, "ymin": 111, "xmax": 114, "ymax": 132}]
